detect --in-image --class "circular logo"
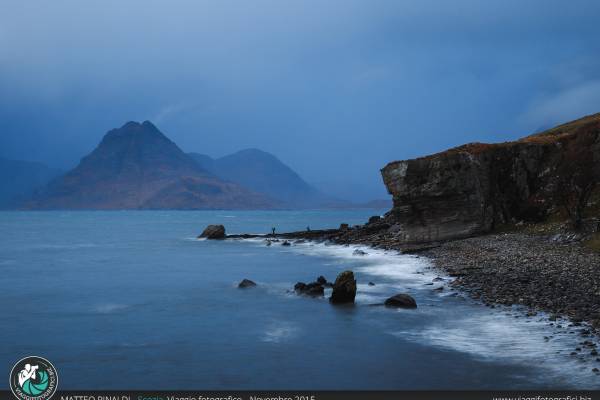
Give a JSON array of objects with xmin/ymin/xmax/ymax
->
[{"xmin": 9, "ymin": 356, "xmax": 58, "ymax": 400}]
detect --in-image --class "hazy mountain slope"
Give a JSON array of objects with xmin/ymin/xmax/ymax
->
[
  {"xmin": 27, "ymin": 121, "xmax": 277, "ymax": 209},
  {"xmin": 0, "ymin": 158, "xmax": 62, "ymax": 208},
  {"xmin": 189, "ymin": 149, "xmax": 331, "ymax": 208}
]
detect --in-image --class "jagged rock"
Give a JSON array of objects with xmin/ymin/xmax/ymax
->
[
  {"xmin": 294, "ymin": 282, "xmax": 324, "ymax": 297},
  {"xmin": 339, "ymin": 223, "xmax": 349, "ymax": 230},
  {"xmin": 238, "ymin": 279, "xmax": 256, "ymax": 288},
  {"xmin": 330, "ymin": 271, "xmax": 357, "ymax": 304},
  {"xmin": 316, "ymin": 276, "xmax": 327, "ymax": 285},
  {"xmin": 384, "ymin": 293, "xmax": 417, "ymax": 308},
  {"xmin": 199, "ymin": 224, "xmax": 226, "ymax": 239}
]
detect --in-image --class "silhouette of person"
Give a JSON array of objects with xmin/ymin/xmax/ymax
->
[
  {"xmin": 18, "ymin": 364, "xmax": 38, "ymax": 387},
  {"xmin": 271, "ymin": 227, "xmax": 276, "ymax": 235}
]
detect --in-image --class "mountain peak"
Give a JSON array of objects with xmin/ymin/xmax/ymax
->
[{"xmin": 27, "ymin": 121, "xmax": 277, "ymax": 210}]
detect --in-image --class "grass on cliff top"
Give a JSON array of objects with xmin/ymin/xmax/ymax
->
[{"xmin": 397, "ymin": 112, "xmax": 600, "ymax": 165}]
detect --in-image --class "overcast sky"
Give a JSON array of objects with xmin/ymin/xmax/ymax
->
[{"xmin": 1, "ymin": 0, "xmax": 600, "ymax": 201}]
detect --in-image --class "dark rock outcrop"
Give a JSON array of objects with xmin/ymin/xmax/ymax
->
[
  {"xmin": 329, "ymin": 270, "xmax": 357, "ymax": 304},
  {"xmin": 380, "ymin": 113, "xmax": 600, "ymax": 243},
  {"xmin": 384, "ymin": 294, "xmax": 417, "ymax": 308},
  {"xmin": 199, "ymin": 224, "xmax": 226, "ymax": 239},
  {"xmin": 294, "ymin": 282, "xmax": 324, "ymax": 297},
  {"xmin": 238, "ymin": 279, "xmax": 257, "ymax": 288}
]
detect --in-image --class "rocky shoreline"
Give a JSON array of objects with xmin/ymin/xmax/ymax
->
[
  {"xmin": 224, "ymin": 221, "xmax": 600, "ymax": 334},
  {"xmin": 421, "ymin": 232, "xmax": 600, "ymax": 331}
]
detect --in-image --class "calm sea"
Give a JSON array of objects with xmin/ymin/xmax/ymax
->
[{"xmin": 0, "ymin": 210, "xmax": 597, "ymax": 389}]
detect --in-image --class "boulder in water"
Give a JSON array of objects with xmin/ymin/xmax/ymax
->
[
  {"xmin": 384, "ymin": 293, "xmax": 417, "ymax": 308},
  {"xmin": 238, "ymin": 279, "xmax": 257, "ymax": 288},
  {"xmin": 330, "ymin": 270, "xmax": 357, "ymax": 304},
  {"xmin": 294, "ymin": 282, "xmax": 324, "ymax": 297},
  {"xmin": 199, "ymin": 224, "xmax": 226, "ymax": 239}
]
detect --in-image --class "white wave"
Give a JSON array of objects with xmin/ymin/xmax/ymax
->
[
  {"xmin": 391, "ymin": 310, "xmax": 600, "ymax": 386},
  {"xmin": 289, "ymin": 241, "xmax": 439, "ymax": 287},
  {"xmin": 93, "ymin": 303, "xmax": 131, "ymax": 314},
  {"xmin": 261, "ymin": 321, "xmax": 299, "ymax": 343}
]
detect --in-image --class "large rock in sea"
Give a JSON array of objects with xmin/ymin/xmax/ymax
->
[
  {"xmin": 384, "ymin": 293, "xmax": 417, "ymax": 308},
  {"xmin": 238, "ymin": 279, "xmax": 257, "ymax": 288},
  {"xmin": 330, "ymin": 270, "xmax": 357, "ymax": 304},
  {"xmin": 199, "ymin": 224, "xmax": 226, "ymax": 239},
  {"xmin": 380, "ymin": 113, "xmax": 600, "ymax": 243}
]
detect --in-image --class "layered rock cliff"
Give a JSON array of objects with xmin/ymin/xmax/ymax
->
[{"xmin": 381, "ymin": 113, "xmax": 600, "ymax": 243}]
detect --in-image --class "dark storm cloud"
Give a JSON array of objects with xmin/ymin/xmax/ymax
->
[{"xmin": 1, "ymin": 0, "xmax": 600, "ymax": 201}]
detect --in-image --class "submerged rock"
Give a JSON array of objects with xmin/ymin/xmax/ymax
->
[
  {"xmin": 282, "ymin": 240, "xmax": 291, "ymax": 246},
  {"xmin": 199, "ymin": 224, "xmax": 226, "ymax": 239},
  {"xmin": 238, "ymin": 279, "xmax": 257, "ymax": 288},
  {"xmin": 384, "ymin": 293, "xmax": 417, "ymax": 308},
  {"xmin": 330, "ymin": 270, "xmax": 357, "ymax": 304},
  {"xmin": 353, "ymin": 249, "xmax": 367, "ymax": 256}
]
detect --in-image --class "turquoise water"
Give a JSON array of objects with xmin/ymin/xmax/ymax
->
[{"xmin": 0, "ymin": 210, "xmax": 598, "ymax": 389}]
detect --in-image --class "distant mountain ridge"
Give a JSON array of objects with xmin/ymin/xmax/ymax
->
[
  {"xmin": 189, "ymin": 149, "xmax": 332, "ymax": 208},
  {"xmin": 26, "ymin": 121, "xmax": 278, "ymax": 209},
  {"xmin": 0, "ymin": 158, "xmax": 62, "ymax": 209}
]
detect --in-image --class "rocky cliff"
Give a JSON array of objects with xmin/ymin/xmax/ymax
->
[
  {"xmin": 27, "ymin": 121, "xmax": 278, "ymax": 209},
  {"xmin": 380, "ymin": 113, "xmax": 600, "ymax": 243}
]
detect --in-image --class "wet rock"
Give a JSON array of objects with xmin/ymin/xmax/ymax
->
[
  {"xmin": 294, "ymin": 282, "xmax": 324, "ymax": 297},
  {"xmin": 368, "ymin": 282, "xmax": 375, "ymax": 286},
  {"xmin": 384, "ymin": 293, "xmax": 417, "ymax": 309},
  {"xmin": 353, "ymin": 249, "xmax": 367, "ymax": 256},
  {"xmin": 238, "ymin": 279, "xmax": 257, "ymax": 288},
  {"xmin": 329, "ymin": 270, "xmax": 357, "ymax": 304},
  {"xmin": 316, "ymin": 276, "xmax": 327, "ymax": 285},
  {"xmin": 282, "ymin": 240, "xmax": 291, "ymax": 246},
  {"xmin": 198, "ymin": 224, "xmax": 226, "ymax": 239},
  {"xmin": 339, "ymin": 223, "xmax": 349, "ymax": 230}
]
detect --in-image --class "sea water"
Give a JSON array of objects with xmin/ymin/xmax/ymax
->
[{"xmin": 0, "ymin": 210, "xmax": 598, "ymax": 389}]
